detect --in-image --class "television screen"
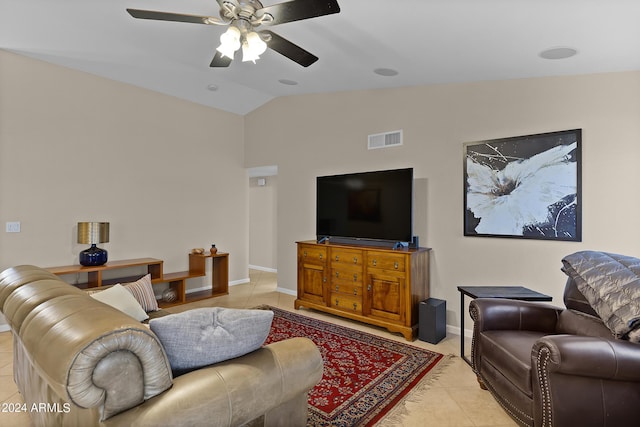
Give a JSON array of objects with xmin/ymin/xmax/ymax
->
[{"xmin": 316, "ymin": 168, "xmax": 413, "ymax": 243}]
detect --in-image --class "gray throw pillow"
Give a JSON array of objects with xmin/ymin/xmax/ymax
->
[{"xmin": 149, "ymin": 307, "xmax": 274, "ymax": 373}]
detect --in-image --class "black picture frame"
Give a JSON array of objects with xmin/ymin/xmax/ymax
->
[{"xmin": 463, "ymin": 129, "xmax": 582, "ymax": 241}]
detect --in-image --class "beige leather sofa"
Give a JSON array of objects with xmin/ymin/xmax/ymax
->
[{"xmin": 0, "ymin": 265, "xmax": 323, "ymax": 427}]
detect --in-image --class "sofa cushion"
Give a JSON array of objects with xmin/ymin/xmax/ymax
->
[
  {"xmin": 480, "ymin": 330, "xmax": 548, "ymax": 397},
  {"xmin": 562, "ymin": 278, "xmax": 600, "ymax": 318},
  {"xmin": 149, "ymin": 307, "xmax": 274, "ymax": 374},
  {"xmin": 556, "ymin": 309, "xmax": 611, "ymax": 338},
  {"xmin": 121, "ymin": 274, "xmax": 159, "ymax": 312},
  {"xmin": 91, "ymin": 284, "xmax": 149, "ymax": 321}
]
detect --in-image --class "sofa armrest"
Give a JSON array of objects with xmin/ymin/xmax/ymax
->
[
  {"xmin": 532, "ymin": 335, "xmax": 640, "ymax": 427},
  {"xmin": 104, "ymin": 337, "xmax": 323, "ymax": 427},
  {"xmin": 4, "ymin": 278, "xmax": 173, "ymax": 421},
  {"xmin": 470, "ymin": 298, "xmax": 562, "ymax": 333}
]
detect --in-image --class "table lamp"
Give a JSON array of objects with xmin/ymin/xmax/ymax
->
[{"xmin": 77, "ymin": 222, "xmax": 109, "ymax": 266}]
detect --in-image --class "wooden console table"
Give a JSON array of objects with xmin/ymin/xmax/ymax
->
[
  {"xmin": 295, "ymin": 240, "xmax": 430, "ymax": 341},
  {"xmin": 46, "ymin": 253, "xmax": 229, "ymax": 308}
]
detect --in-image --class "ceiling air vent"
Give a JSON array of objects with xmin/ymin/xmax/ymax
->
[{"xmin": 368, "ymin": 130, "xmax": 403, "ymax": 150}]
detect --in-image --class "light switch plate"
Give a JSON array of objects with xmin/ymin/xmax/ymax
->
[{"xmin": 6, "ymin": 222, "xmax": 21, "ymax": 233}]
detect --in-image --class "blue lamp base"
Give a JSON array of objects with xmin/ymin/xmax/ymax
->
[{"xmin": 79, "ymin": 244, "xmax": 108, "ymax": 266}]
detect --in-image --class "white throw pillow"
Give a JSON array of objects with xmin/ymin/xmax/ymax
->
[{"xmin": 91, "ymin": 284, "xmax": 149, "ymax": 321}]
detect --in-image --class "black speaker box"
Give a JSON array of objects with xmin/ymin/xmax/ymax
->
[{"xmin": 418, "ymin": 298, "xmax": 446, "ymax": 344}]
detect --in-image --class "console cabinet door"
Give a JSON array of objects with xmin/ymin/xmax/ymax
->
[
  {"xmin": 298, "ymin": 245, "xmax": 327, "ymax": 304},
  {"xmin": 300, "ymin": 264, "xmax": 326, "ymax": 303},
  {"xmin": 366, "ymin": 271, "xmax": 406, "ymax": 323}
]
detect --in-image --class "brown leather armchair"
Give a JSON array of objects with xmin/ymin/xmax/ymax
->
[{"xmin": 469, "ymin": 278, "xmax": 640, "ymax": 427}]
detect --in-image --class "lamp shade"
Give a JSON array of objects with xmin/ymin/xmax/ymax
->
[
  {"xmin": 242, "ymin": 31, "xmax": 267, "ymax": 62},
  {"xmin": 217, "ymin": 26, "xmax": 241, "ymax": 59},
  {"xmin": 77, "ymin": 222, "xmax": 109, "ymax": 244}
]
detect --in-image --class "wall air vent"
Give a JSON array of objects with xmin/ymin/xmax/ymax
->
[{"xmin": 368, "ymin": 130, "xmax": 403, "ymax": 150}]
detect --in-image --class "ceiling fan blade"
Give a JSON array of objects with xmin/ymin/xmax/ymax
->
[
  {"xmin": 210, "ymin": 51, "xmax": 233, "ymax": 67},
  {"xmin": 261, "ymin": 30, "xmax": 318, "ymax": 67},
  {"xmin": 126, "ymin": 9, "xmax": 226, "ymax": 25},
  {"xmin": 256, "ymin": 0, "xmax": 340, "ymax": 26}
]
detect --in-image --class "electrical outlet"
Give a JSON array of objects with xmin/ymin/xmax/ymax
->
[{"xmin": 6, "ymin": 222, "xmax": 21, "ymax": 233}]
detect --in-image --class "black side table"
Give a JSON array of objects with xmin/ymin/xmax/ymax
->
[{"xmin": 457, "ymin": 286, "xmax": 552, "ymax": 366}]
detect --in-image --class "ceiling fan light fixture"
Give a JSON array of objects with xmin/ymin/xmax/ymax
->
[
  {"xmin": 127, "ymin": 0, "xmax": 342, "ymax": 68},
  {"xmin": 217, "ymin": 26, "xmax": 241, "ymax": 59},
  {"xmin": 242, "ymin": 41, "xmax": 260, "ymax": 63},
  {"xmin": 242, "ymin": 31, "xmax": 267, "ymax": 63}
]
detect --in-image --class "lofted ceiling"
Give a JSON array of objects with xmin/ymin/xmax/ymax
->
[{"xmin": 2, "ymin": 0, "xmax": 640, "ymax": 115}]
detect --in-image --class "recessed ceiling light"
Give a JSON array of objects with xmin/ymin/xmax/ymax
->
[
  {"xmin": 206, "ymin": 84, "xmax": 219, "ymax": 91},
  {"xmin": 374, "ymin": 68, "xmax": 399, "ymax": 77},
  {"xmin": 278, "ymin": 79, "xmax": 298, "ymax": 86},
  {"xmin": 539, "ymin": 47, "xmax": 578, "ymax": 60}
]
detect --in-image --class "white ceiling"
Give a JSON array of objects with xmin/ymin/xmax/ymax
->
[{"xmin": 2, "ymin": 0, "xmax": 640, "ymax": 115}]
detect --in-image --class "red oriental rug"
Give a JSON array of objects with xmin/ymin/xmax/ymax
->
[{"xmin": 263, "ymin": 307, "xmax": 445, "ymax": 426}]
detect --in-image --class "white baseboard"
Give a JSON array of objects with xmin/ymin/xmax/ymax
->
[
  {"xmin": 277, "ymin": 291, "xmax": 471, "ymax": 338},
  {"xmin": 273, "ymin": 291, "xmax": 473, "ymax": 338},
  {"xmin": 229, "ymin": 278, "xmax": 250, "ymax": 286},
  {"xmin": 276, "ymin": 287, "xmax": 297, "ymax": 296},
  {"xmin": 446, "ymin": 324, "xmax": 473, "ymax": 338},
  {"xmin": 249, "ymin": 265, "xmax": 277, "ymax": 273},
  {"xmin": 179, "ymin": 278, "xmax": 250, "ymax": 296},
  {"xmin": 155, "ymin": 276, "xmax": 252, "ymax": 299}
]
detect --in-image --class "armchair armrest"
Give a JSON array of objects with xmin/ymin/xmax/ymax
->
[
  {"xmin": 533, "ymin": 335, "xmax": 640, "ymax": 381},
  {"xmin": 104, "ymin": 337, "xmax": 323, "ymax": 427},
  {"xmin": 470, "ymin": 298, "xmax": 562, "ymax": 333},
  {"xmin": 532, "ymin": 335, "xmax": 640, "ymax": 427}
]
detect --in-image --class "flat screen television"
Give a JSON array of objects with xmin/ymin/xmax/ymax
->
[{"xmin": 316, "ymin": 168, "xmax": 414, "ymax": 245}]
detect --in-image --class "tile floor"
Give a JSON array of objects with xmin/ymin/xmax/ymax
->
[{"xmin": 0, "ymin": 270, "xmax": 516, "ymax": 427}]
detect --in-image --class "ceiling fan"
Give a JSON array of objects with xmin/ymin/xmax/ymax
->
[{"xmin": 127, "ymin": 0, "xmax": 340, "ymax": 67}]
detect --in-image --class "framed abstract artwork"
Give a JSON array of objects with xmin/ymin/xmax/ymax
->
[{"xmin": 463, "ymin": 129, "xmax": 582, "ymax": 241}]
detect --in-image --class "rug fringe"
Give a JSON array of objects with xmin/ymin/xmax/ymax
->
[{"xmin": 375, "ymin": 354, "xmax": 456, "ymax": 426}]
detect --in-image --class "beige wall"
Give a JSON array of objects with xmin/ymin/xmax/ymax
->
[
  {"xmin": 0, "ymin": 51, "xmax": 248, "ymax": 300},
  {"xmin": 245, "ymin": 72, "xmax": 640, "ymax": 330},
  {"xmin": 249, "ymin": 175, "xmax": 277, "ymax": 270},
  {"xmin": 3, "ymin": 48, "xmax": 640, "ymax": 334}
]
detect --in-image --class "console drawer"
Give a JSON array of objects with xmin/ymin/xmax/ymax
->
[
  {"xmin": 299, "ymin": 244, "xmax": 327, "ymax": 264},
  {"xmin": 367, "ymin": 252, "xmax": 406, "ymax": 272},
  {"xmin": 330, "ymin": 248, "xmax": 364, "ymax": 267},
  {"xmin": 330, "ymin": 292, "xmax": 362, "ymax": 314},
  {"xmin": 331, "ymin": 267, "xmax": 363, "ymax": 286},
  {"xmin": 330, "ymin": 282, "xmax": 363, "ymax": 297}
]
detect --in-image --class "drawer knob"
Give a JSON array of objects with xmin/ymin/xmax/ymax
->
[
  {"xmin": 303, "ymin": 251, "xmax": 307, "ymax": 257},
  {"xmin": 353, "ymin": 303, "xmax": 358, "ymax": 311},
  {"xmin": 373, "ymin": 259, "xmax": 377, "ymax": 267},
  {"xmin": 353, "ymin": 289, "xmax": 357, "ymax": 296},
  {"xmin": 394, "ymin": 262, "xmax": 399, "ymax": 269},
  {"xmin": 335, "ymin": 255, "xmax": 340, "ymax": 261},
  {"xmin": 319, "ymin": 253, "xmax": 323, "ymax": 259},
  {"xmin": 335, "ymin": 271, "xmax": 340, "ymax": 278},
  {"xmin": 353, "ymin": 273, "xmax": 358, "ymax": 281},
  {"xmin": 335, "ymin": 285, "xmax": 339, "ymax": 291},
  {"xmin": 323, "ymin": 277, "xmax": 327, "ymax": 283},
  {"xmin": 353, "ymin": 257, "xmax": 358, "ymax": 264},
  {"xmin": 367, "ymin": 284, "xmax": 372, "ymax": 291},
  {"xmin": 335, "ymin": 299, "xmax": 339, "ymax": 306}
]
